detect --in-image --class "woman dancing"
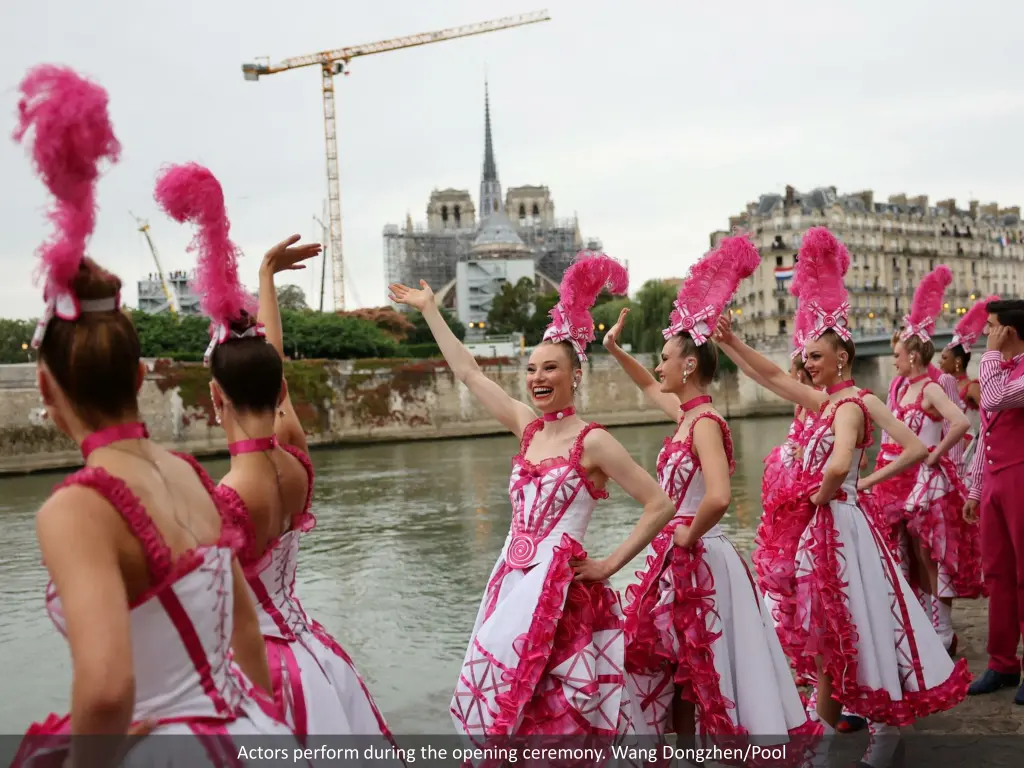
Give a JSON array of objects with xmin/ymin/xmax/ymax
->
[
  {"xmin": 154, "ymin": 163, "xmax": 398, "ymax": 747},
  {"xmin": 12, "ymin": 66, "xmax": 305, "ymax": 767},
  {"xmin": 388, "ymin": 253, "xmax": 675, "ymax": 742},
  {"xmin": 713, "ymin": 227, "xmax": 971, "ymax": 768},
  {"xmin": 602, "ymin": 235, "xmax": 819, "ymax": 757},
  {"xmin": 938, "ymin": 295, "xmax": 999, "ymax": 485},
  {"xmin": 866, "ymin": 265, "xmax": 981, "ymax": 656}
]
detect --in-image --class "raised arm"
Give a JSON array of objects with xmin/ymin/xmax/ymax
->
[
  {"xmin": 675, "ymin": 417, "xmax": 731, "ymax": 546},
  {"xmin": 714, "ymin": 314, "xmax": 826, "ymax": 413},
  {"xmin": 857, "ymin": 393, "xmax": 928, "ymax": 490},
  {"xmin": 602, "ymin": 307, "xmax": 680, "ymax": 421},
  {"xmin": 922, "ymin": 381, "xmax": 970, "ymax": 463},
  {"xmin": 37, "ymin": 488, "xmax": 135, "ymax": 765},
  {"xmin": 571, "ymin": 430, "xmax": 674, "ymax": 581},
  {"xmin": 389, "ymin": 280, "xmax": 535, "ymax": 438},
  {"xmin": 258, "ymin": 235, "xmax": 322, "ymax": 454}
]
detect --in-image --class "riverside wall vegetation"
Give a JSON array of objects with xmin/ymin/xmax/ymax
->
[{"xmin": 0, "ymin": 350, "xmax": 903, "ymax": 475}]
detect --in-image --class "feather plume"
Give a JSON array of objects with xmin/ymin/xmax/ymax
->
[
  {"xmin": 153, "ymin": 162, "xmax": 256, "ymax": 326},
  {"xmin": 546, "ymin": 250, "xmax": 628, "ymax": 348},
  {"xmin": 907, "ymin": 265, "xmax": 952, "ymax": 326},
  {"xmin": 668, "ymin": 235, "xmax": 760, "ymax": 333},
  {"xmin": 12, "ymin": 65, "xmax": 121, "ymax": 298},
  {"xmin": 789, "ymin": 227, "xmax": 850, "ymax": 312},
  {"xmin": 954, "ymin": 294, "xmax": 998, "ymax": 340},
  {"xmin": 792, "ymin": 303, "xmax": 812, "ymax": 347}
]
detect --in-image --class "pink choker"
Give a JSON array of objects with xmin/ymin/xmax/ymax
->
[
  {"xmin": 228, "ymin": 435, "xmax": 278, "ymax": 456},
  {"xmin": 826, "ymin": 379, "xmax": 856, "ymax": 395},
  {"xmin": 543, "ymin": 407, "xmax": 576, "ymax": 422},
  {"xmin": 680, "ymin": 395, "xmax": 712, "ymax": 413},
  {"xmin": 81, "ymin": 422, "xmax": 149, "ymax": 460}
]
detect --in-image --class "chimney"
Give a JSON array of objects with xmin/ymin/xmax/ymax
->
[
  {"xmin": 910, "ymin": 195, "xmax": 928, "ymax": 209},
  {"xmin": 888, "ymin": 193, "xmax": 907, "ymax": 206},
  {"xmin": 981, "ymin": 202, "xmax": 999, "ymax": 217},
  {"xmin": 1001, "ymin": 206, "xmax": 1021, "ymax": 218},
  {"xmin": 969, "ymin": 200, "xmax": 979, "ymax": 219},
  {"xmin": 785, "ymin": 185, "xmax": 795, "ymax": 207},
  {"xmin": 938, "ymin": 198, "xmax": 956, "ymax": 215},
  {"xmin": 854, "ymin": 190, "xmax": 874, "ymax": 210},
  {"xmin": 729, "ymin": 215, "xmax": 747, "ymax": 231}
]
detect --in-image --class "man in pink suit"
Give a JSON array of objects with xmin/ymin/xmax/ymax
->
[{"xmin": 964, "ymin": 299, "xmax": 1024, "ymax": 702}]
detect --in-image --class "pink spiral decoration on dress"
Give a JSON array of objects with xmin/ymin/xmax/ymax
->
[{"xmin": 506, "ymin": 534, "xmax": 538, "ymax": 569}]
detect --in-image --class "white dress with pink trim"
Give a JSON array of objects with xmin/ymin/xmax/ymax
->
[
  {"xmin": 216, "ymin": 444, "xmax": 398, "ymax": 748},
  {"xmin": 623, "ymin": 413, "xmax": 818, "ymax": 759},
  {"xmin": 450, "ymin": 420, "xmax": 648, "ymax": 742},
  {"xmin": 773, "ymin": 395, "xmax": 971, "ymax": 725},
  {"xmin": 12, "ymin": 454, "xmax": 307, "ymax": 767}
]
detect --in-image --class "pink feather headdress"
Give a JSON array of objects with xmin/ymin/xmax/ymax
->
[
  {"xmin": 899, "ymin": 265, "xmax": 952, "ymax": 344},
  {"xmin": 153, "ymin": 162, "xmax": 261, "ymax": 365},
  {"xmin": 789, "ymin": 227, "xmax": 852, "ymax": 342},
  {"xmin": 664, "ymin": 235, "xmax": 760, "ymax": 345},
  {"xmin": 947, "ymin": 294, "xmax": 1000, "ymax": 351},
  {"xmin": 12, "ymin": 65, "xmax": 122, "ymax": 349},
  {"xmin": 791, "ymin": 304, "xmax": 813, "ymax": 361},
  {"xmin": 542, "ymin": 250, "xmax": 629, "ymax": 361}
]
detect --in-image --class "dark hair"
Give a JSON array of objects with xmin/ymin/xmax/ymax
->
[
  {"xmin": 209, "ymin": 310, "xmax": 283, "ymax": 413},
  {"xmin": 987, "ymin": 299, "xmax": 1024, "ymax": 339},
  {"xmin": 39, "ymin": 259, "xmax": 141, "ymax": 429},
  {"xmin": 891, "ymin": 329, "xmax": 935, "ymax": 366},
  {"xmin": 821, "ymin": 329, "xmax": 856, "ymax": 365},
  {"xmin": 674, "ymin": 332, "xmax": 719, "ymax": 386},
  {"xmin": 948, "ymin": 343, "xmax": 971, "ymax": 369}
]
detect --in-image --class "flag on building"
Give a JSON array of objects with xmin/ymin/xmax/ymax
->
[{"xmin": 774, "ymin": 266, "xmax": 794, "ymax": 281}]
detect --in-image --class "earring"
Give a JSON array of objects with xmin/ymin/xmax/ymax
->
[
  {"xmin": 682, "ymin": 369, "xmax": 689, "ymax": 385},
  {"xmin": 838, "ymin": 362, "xmax": 844, "ymax": 377}
]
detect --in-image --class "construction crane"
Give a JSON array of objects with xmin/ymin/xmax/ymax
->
[
  {"xmin": 241, "ymin": 10, "xmax": 551, "ymax": 312},
  {"xmin": 130, "ymin": 212, "xmax": 179, "ymax": 318}
]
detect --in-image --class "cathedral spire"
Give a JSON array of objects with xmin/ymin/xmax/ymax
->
[{"xmin": 479, "ymin": 81, "xmax": 502, "ymax": 217}]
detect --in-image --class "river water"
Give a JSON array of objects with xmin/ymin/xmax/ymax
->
[{"xmin": 0, "ymin": 415, "xmax": 803, "ymax": 735}]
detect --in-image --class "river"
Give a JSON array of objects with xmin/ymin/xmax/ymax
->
[{"xmin": 0, "ymin": 415, "xmax": 811, "ymax": 734}]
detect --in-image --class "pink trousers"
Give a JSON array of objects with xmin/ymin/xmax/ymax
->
[{"xmin": 981, "ymin": 467, "xmax": 1024, "ymax": 674}]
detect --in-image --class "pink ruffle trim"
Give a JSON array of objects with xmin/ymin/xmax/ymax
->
[{"xmin": 801, "ymin": 506, "xmax": 972, "ymax": 725}]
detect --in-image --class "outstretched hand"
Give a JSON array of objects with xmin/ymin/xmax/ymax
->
[
  {"xmin": 570, "ymin": 555, "xmax": 612, "ymax": 582},
  {"xmin": 603, "ymin": 307, "xmax": 629, "ymax": 349},
  {"xmin": 714, "ymin": 313, "xmax": 737, "ymax": 345},
  {"xmin": 388, "ymin": 280, "xmax": 435, "ymax": 312},
  {"xmin": 263, "ymin": 234, "xmax": 322, "ymax": 274}
]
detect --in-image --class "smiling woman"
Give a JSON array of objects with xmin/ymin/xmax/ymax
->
[{"xmin": 388, "ymin": 251, "xmax": 675, "ymax": 744}]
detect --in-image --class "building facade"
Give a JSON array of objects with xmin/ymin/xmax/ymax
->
[
  {"xmin": 383, "ymin": 86, "xmax": 601, "ymax": 331},
  {"xmin": 137, "ymin": 270, "xmax": 201, "ymax": 315},
  {"xmin": 714, "ymin": 186, "xmax": 1024, "ymax": 345}
]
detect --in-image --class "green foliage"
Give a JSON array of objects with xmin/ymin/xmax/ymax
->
[
  {"xmin": 525, "ymin": 291, "xmax": 559, "ymax": 345},
  {"xmin": 0, "ymin": 318, "xmax": 36, "ymax": 363},
  {"xmin": 279, "ymin": 310, "xmax": 399, "ymax": 359},
  {"xmin": 406, "ymin": 308, "xmax": 466, "ymax": 344},
  {"xmin": 487, "ymin": 277, "xmax": 536, "ymax": 335},
  {"xmin": 132, "ymin": 312, "xmax": 211, "ymax": 362},
  {"xmin": 628, "ymin": 280, "xmax": 678, "ymax": 353},
  {"xmin": 398, "ymin": 342, "xmax": 443, "ymax": 358},
  {"xmin": 276, "ymin": 284, "xmax": 309, "ymax": 311}
]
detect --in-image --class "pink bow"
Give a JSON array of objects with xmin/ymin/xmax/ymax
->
[
  {"xmin": 946, "ymin": 331, "xmax": 975, "ymax": 351},
  {"xmin": 542, "ymin": 302, "xmax": 591, "ymax": 361},
  {"xmin": 899, "ymin": 315, "xmax": 934, "ymax": 343},
  {"xmin": 31, "ymin": 289, "xmax": 121, "ymax": 349},
  {"xmin": 662, "ymin": 303, "xmax": 715, "ymax": 345},
  {"xmin": 203, "ymin": 322, "xmax": 268, "ymax": 366},
  {"xmin": 790, "ymin": 329, "xmax": 807, "ymax": 360},
  {"xmin": 807, "ymin": 301, "xmax": 852, "ymax": 342}
]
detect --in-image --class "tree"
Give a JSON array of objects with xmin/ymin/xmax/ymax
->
[
  {"xmin": 629, "ymin": 280, "xmax": 678, "ymax": 353},
  {"xmin": 524, "ymin": 291, "xmax": 559, "ymax": 345},
  {"xmin": 339, "ymin": 307, "xmax": 415, "ymax": 341},
  {"xmin": 276, "ymin": 284, "xmax": 309, "ymax": 312},
  {"xmin": 406, "ymin": 308, "xmax": 465, "ymax": 343},
  {"xmin": 0, "ymin": 318, "xmax": 35, "ymax": 363},
  {"xmin": 487, "ymin": 277, "xmax": 536, "ymax": 335}
]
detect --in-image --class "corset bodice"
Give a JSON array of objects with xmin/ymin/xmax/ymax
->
[
  {"xmin": 656, "ymin": 412, "xmax": 735, "ymax": 537},
  {"xmin": 801, "ymin": 398, "xmax": 873, "ymax": 495},
  {"xmin": 501, "ymin": 420, "xmax": 607, "ymax": 569},
  {"xmin": 43, "ymin": 456, "xmax": 252, "ymax": 723},
  {"xmin": 880, "ymin": 382, "xmax": 942, "ymax": 459}
]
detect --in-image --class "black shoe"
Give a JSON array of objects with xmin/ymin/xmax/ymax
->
[
  {"xmin": 1015, "ymin": 681, "xmax": 1024, "ymax": 705},
  {"xmin": 967, "ymin": 668, "xmax": 1021, "ymax": 695}
]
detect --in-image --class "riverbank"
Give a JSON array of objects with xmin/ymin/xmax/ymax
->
[{"xmin": 0, "ymin": 350, "xmax": 902, "ymax": 476}]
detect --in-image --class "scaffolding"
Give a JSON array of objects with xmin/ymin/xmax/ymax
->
[{"xmin": 383, "ymin": 216, "xmax": 588, "ymax": 312}]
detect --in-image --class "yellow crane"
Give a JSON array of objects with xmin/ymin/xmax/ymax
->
[
  {"xmin": 241, "ymin": 10, "xmax": 551, "ymax": 312},
  {"xmin": 131, "ymin": 212, "xmax": 179, "ymax": 318}
]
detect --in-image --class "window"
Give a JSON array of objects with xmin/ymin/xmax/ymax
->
[
  {"xmin": 532, "ymin": 203, "xmax": 540, "ymax": 218},
  {"xmin": 776, "ymin": 255, "xmax": 783, "ymax": 267},
  {"xmin": 518, "ymin": 203, "xmax": 526, "ymax": 221},
  {"xmin": 778, "ymin": 319, "xmax": 787, "ymax": 335},
  {"xmin": 441, "ymin": 205, "xmax": 449, "ymax": 224},
  {"xmin": 454, "ymin": 205, "xmax": 461, "ymax": 227}
]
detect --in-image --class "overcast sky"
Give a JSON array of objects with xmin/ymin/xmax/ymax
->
[{"xmin": 1, "ymin": 0, "xmax": 1022, "ymax": 319}]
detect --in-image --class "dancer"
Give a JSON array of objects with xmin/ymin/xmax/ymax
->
[
  {"xmin": 154, "ymin": 163, "xmax": 398, "ymax": 747},
  {"xmin": 713, "ymin": 227, "xmax": 971, "ymax": 768},
  {"xmin": 866, "ymin": 265, "xmax": 980, "ymax": 656},
  {"xmin": 389, "ymin": 253, "xmax": 675, "ymax": 741},
  {"xmin": 939, "ymin": 295, "xmax": 998, "ymax": 483},
  {"xmin": 963, "ymin": 299, "xmax": 1024, "ymax": 702},
  {"xmin": 603, "ymin": 235, "xmax": 819, "ymax": 758},
  {"xmin": 11, "ymin": 66, "xmax": 306, "ymax": 767}
]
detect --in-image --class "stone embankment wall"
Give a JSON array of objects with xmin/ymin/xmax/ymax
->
[{"xmin": 0, "ymin": 350, "xmax": 902, "ymax": 475}]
